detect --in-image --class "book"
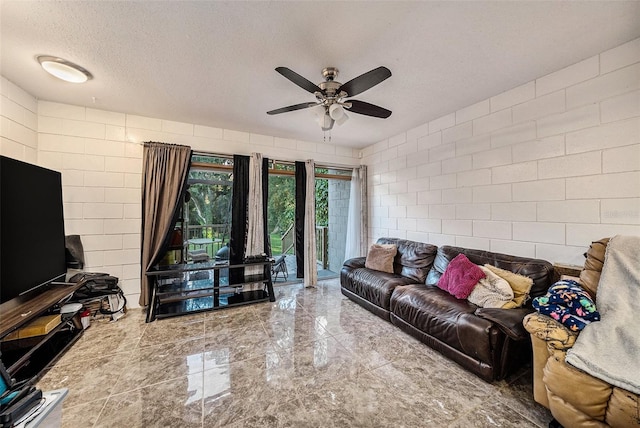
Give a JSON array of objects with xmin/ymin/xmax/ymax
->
[{"xmin": 2, "ymin": 315, "xmax": 61, "ymax": 341}]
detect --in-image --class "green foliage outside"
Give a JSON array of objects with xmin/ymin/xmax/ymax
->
[
  {"xmin": 267, "ymin": 175, "xmax": 296, "ymax": 234},
  {"xmin": 270, "ymin": 232, "xmax": 283, "ymax": 254},
  {"xmin": 186, "ymin": 169, "xmax": 233, "ymax": 241},
  {"xmin": 267, "ymin": 175, "xmax": 328, "ymax": 233},
  {"xmin": 186, "ymin": 157, "xmax": 329, "ymax": 253},
  {"xmin": 315, "ymin": 178, "xmax": 328, "ymax": 227}
]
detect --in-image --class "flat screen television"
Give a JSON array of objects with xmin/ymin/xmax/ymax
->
[{"xmin": 0, "ymin": 156, "xmax": 67, "ymax": 304}]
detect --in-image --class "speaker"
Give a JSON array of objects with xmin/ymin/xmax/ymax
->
[{"xmin": 65, "ymin": 235, "xmax": 85, "ymax": 269}]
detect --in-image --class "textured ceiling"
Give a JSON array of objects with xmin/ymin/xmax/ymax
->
[{"xmin": 2, "ymin": 1, "xmax": 639, "ymax": 149}]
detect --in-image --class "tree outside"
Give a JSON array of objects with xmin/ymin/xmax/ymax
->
[
  {"xmin": 267, "ymin": 174, "xmax": 328, "ymax": 255},
  {"xmin": 185, "ymin": 156, "xmax": 329, "ymax": 257}
]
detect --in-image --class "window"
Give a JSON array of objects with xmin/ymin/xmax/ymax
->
[{"xmin": 184, "ymin": 155, "xmax": 233, "ymax": 260}]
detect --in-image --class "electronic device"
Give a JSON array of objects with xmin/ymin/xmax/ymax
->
[
  {"xmin": 0, "ymin": 156, "xmax": 66, "ymax": 304},
  {"xmin": 0, "ymin": 355, "xmax": 17, "ymax": 406},
  {"xmin": 0, "ymin": 388, "xmax": 43, "ymax": 426},
  {"xmin": 60, "ymin": 303, "xmax": 83, "ymax": 314}
]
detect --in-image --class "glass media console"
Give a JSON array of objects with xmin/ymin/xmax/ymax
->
[{"xmin": 145, "ymin": 260, "xmax": 275, "ymax": 322}]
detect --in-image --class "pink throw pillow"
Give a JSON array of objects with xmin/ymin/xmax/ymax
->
[{"xmin": 437, "ymin": 254, "xmax": 486, "ymax": 299}]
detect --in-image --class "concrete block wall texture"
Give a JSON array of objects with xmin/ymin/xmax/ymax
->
[
  {"xmin": 1, "ymin": 77, "xmax": 38, "ymax": 162},
  {"xmin": 36, "ymin": 104, "xmax": 360, "ymax": 307},
  {"xmin": 362, "ymin": 37, "xmax": 640, "ymax": 266},
  {"xmin": 2, "ymin": 79, "xmax": 360, "ymax": 308},
  {"xmin": 3, "ymin": 36, "xmax": 638, "ymax": 308}
]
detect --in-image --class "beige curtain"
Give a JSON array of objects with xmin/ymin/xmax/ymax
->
[
  {"xmin": 358, "ymin": 165, "xmax": 368, "ymax": 256},
  {"xmin": 303, "ymin": 159, "xmax": 318, "ymax": 288},
  {"xmin": 140, "ymin": 142, "xmax": 192, "ymax": 307},
  {"xmin": 344, "ymin": 166, "xmax": 367, "ymax": 261},
  {"xmin": 245, "ymin": 153, "xmax": 264, "ymax": 276}
]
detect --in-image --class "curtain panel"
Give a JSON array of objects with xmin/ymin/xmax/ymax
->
[
  {"xmin": 140, "ymin": 142, "xmax": 192, "ymax": 307},
  {"xmin": 303, "ymin": 160, "xmax": 318, "ymax": 288},
  {"xmin": 230, "ymin": 155, "xmax": 249, "ymax": 284},
  {"xmin": 261, "ymin": 156, "xmax": 271, "ymax": 257},
  {"xmin": 230, "ymin": 154, "xmax": 271, "ymax": 281},
  {"xmin": 246, "ymin": 153, "xmax": 264, "ymax": 276},
  {"xmin": 246, "ymin": 153, "xmax": 264, "ymax": 257},
  {"xmin": 294, "ymin": 161, "xmax": 306, "ymax": 278},
  {"xmin": 345, "ymin": 165, "xmax": 367, "ymax": 259}
]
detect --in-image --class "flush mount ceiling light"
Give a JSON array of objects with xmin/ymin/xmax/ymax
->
[{"xmin": 37, "ymin": 56, "xmax": 92, "ymax": 83}]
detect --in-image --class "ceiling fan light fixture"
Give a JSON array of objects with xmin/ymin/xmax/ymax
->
[
  {"xmin": 335, "ymin": 112, "xmax": 348, "ymax": 126},
  {"xmin": 330, "ymin": 104, "xmax": 349, "ymax": 126},
  {"xmin": 37, "ymin": 56, "xmax": 92, "ymax": 83},
  {"xmin": 320, "ymin": 111, "xmax": 333, "ymax": 130},
  {"xmin": 329, "ymin": 103, "xmax": 344, "ymax": 120}
]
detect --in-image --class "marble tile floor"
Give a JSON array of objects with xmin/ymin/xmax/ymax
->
[{"xmin": 37, "ymin": 278, "xmax": 552, "ymax": 427}]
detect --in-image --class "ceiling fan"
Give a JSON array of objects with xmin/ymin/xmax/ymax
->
[{"xmin": 267, "ymin": 66, "xmax": 392, "ymax": 131}]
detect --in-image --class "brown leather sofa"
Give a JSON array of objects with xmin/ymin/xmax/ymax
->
[
  {"xmin": 341, "ymin": 237, "xmax": 554, "ymax": 381},
  {"xmin": 524, "ymin": 238, "xmax": 640, "ymax": 428}
]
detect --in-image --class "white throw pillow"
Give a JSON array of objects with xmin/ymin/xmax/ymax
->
[{"xmin": 467, "ymin": 265, "xmax": 514, "ymax": 308}]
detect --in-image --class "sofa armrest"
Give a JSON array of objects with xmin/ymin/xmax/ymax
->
[
  {"xmin": 523, "ymin": 312, "xmax": 578, "ymax": 351},
  {"xmin": 343, "ymin": 257, "xmax": 366, "ymax": 269},
  {"xmin": 475, "ymin": 307, "xmax": 533, "ymax": 340}
]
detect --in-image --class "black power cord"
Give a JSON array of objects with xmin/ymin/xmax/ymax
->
[
  {"xmin": 70, "ymin": 274, "xmax": 127, "ymax": 316},
  {"xmin": 98, "ymin": 291, "xmax": 127, "ymax": 315}
]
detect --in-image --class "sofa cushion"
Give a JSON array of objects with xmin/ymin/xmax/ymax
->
[
  {"xmin": 484, "ymin": 264, "xmax": 533, "ymax": 308},
  {"xmin": 437, "ymin": 254, "xmax": 485, "ymax": 299},
  {"xmin": 579, "ymin": 237, "xmax": 609, "ymax": 300},
  {"xmin": 341, "ymin": 267, "xmax": 415, "ymax": 311},
  {"xmin": 544, "ymin": 354, "xmax": 612, "ymax": 420},
  {"xmin": 468, "ymin": 266, "xmax": 514, "ymax": 308},
  {"xmin": 390, "ymin": 284, "xmax": 496, "ymax": 364},
  {"xmin": 343, "ymin": 256, "xmax": 366, "ymax": 270},
  {"xmin": 376, "ymin": 237, "xmax": 438, "ymax": 282},
  {"xmin": 475, "ymin": 307, "xmax": 531, "ymax": 340},
  {"xmin": 426, "ymin": 246, "xmax": 553, "ymax": 303},
  {"xmin": 523, "ymin": 312, "xmax": 578, "ymax": 350},
  {"xmin": 365, "ymin": 243, "xmax": 397, "ymax": 273}
]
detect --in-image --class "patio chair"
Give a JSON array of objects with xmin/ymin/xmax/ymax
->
[{"xmin": 271, "ymin": 255, "xmax": 288, "ymax": 281}]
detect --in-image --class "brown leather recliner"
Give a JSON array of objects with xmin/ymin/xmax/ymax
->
[{"xmin": 524, "ymin": 238, "xmax": 640, "ymax": 427}]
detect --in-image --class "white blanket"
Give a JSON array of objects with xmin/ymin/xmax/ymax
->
[{"xmin": 566, "ymin": 234, "xmax": 640, "ymax": 395}]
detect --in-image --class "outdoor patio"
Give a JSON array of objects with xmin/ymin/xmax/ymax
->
[{"xmin": 271, "ymin": 254, "xmax": 338, "ymax": 285}]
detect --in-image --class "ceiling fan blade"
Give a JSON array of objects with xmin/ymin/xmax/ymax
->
[
  {"xmin": 346, "ymin": 100, "xmax": 392, "ymax": 119},
  {"xmin": 267, "ymin": 102, "xmax": 318, "ymax": 115},
  {"xmin": 275, "ymin": 67, "xmax": 322, "ymax": 94},
  {"xmin": 339, "ymin": 66, "xmax": 391, "ymax": 97}
]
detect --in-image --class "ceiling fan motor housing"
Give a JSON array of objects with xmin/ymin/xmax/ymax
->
[{"xmin": 322, "ymin": 67, "xmax": 339, "ymax": 81}]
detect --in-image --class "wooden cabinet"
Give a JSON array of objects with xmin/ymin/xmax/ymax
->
[{"xmin": 0, "ymin": 283, "xmax": 84, "ymax": 383}]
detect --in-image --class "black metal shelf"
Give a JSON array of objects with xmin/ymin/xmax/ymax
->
[
  {"xmin": 146, "ymin": 261, "xmax": 275, "ymax": 322},
  {"xmin": 155, "ymin": 290, "xmax": 270, "ymax": 319}
]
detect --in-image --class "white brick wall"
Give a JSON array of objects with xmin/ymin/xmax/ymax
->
[
  {"xmin": 27, "ymin": 100, "xmax": 359, "ymax": 309},
  {"xmin": 363, "ymin": 38, "xmax": 640, "ymax": 263},
  {"xmin": 1, "ymin": 77, "xmax": 38, "ymax": 162}
]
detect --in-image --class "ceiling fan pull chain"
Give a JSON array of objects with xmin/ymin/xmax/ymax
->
[{"xmin": 323, "ymin": 131, "xmax": 331, "ymax": 143}]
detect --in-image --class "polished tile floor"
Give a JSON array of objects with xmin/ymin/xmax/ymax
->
[{"xmin": 38, "ymin": 278, "xmax": 552, "ymax": 427}]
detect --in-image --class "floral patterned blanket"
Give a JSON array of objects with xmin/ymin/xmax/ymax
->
[{"xmin": 532, "ymin": 280, "xmax": 599, "ymax": 332}]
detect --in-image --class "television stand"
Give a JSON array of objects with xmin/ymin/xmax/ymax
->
[
  {"xmin": 146, "ymin": 260, "xmax": 275, "ymax": 322},
  {"xmin": 0, "ymin": 283, "xmax": 85, "ymax": 384}
]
